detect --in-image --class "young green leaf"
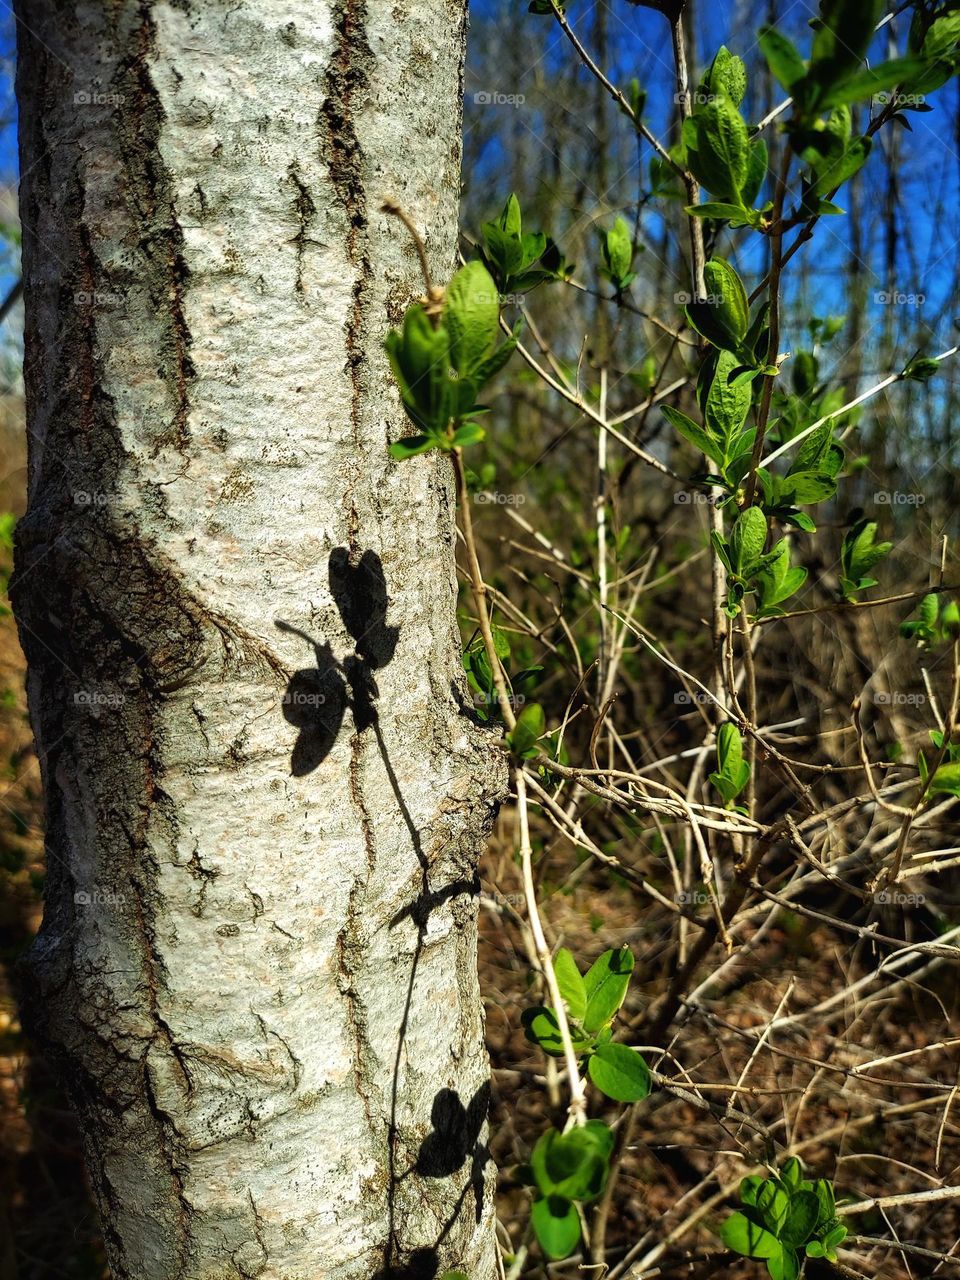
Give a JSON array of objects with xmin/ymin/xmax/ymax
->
[
  {"xmin": 445, "ymin": 260, "xmax": 500, "ymax": 376},
  {"xmin": 554, "ymin": 948, "xmax": 587, "ymax": 1023},
  {"xmin": 508, "ymin": 702, "xmax": 546, "ymax": 758},
  {"xmin": 587, "ymin": 1041, "xmax": 651, "ymax": 1102},
  {"xmin": 759, "ymin": 26, "xmax": 806, "ymax": 90},
  {"xmin": 729, "ymin": 506, "xmax": 768, "ymax": 575},
  {"xmin": 531, "ymin": 1194, "xmax": 580, "ymax": 1260},
  {"xmin": 720, "ymin": 1212, "xmax": 783, "ymax": 1260},
  {"xmin": 582, "ymin": 947, "xmax": 634, "ymax": 1032}
]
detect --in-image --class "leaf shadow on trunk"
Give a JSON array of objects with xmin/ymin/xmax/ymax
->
[{"xmin": 275, "ymin": 549, "xmax": 491, "ymax": 1278}]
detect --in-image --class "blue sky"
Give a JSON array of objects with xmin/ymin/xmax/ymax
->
[{"xmin": 462, "ymin": 0, "xmax": 960, "ymax": 370}]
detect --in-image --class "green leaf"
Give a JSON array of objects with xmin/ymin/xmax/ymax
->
[
  {"xmin": 522, "ymin": 1006, "xmax": 594, "ymax": 1057},
  {"xmin": 445, "ymin": 260, "xmax": 500, "ymax": 376},
  {"xmin": 508, "ymin": 701, "xmax": 546, "ymax": 758},
  {"xmin": 720, "ymin": 1212, "xmax": 782, "ymax": 1260},
  {"xmin": 451, "ymin": 421, "xmax": 486, "ymax": 449},
  {"xmin": 531, "ymin": 1124, "xmax": 613, "ymax": 1201},
  {"xmin": 704, "ymin": 256, "xmax": 750, "ymax": 344},
  {"xmin": 811, "ymin": 135, "xmax": 872, "ymax": 196},
  {"xmin": 388, "ymin": 434, "xmax": 435, "ymax": 460},
  {"xmin": 704, "ymin": 46, "xmax": 747, "ymax": 106},
  {"xmin": 582, "ymin": 947, "xmax": 634, "ymax": 1032},
  {"xmin": 600, "ymin": 216, "xmax": 634, "ymax": 287},
  {"xmin": 742, "ymin": 138, "xmax": 769, "ymax": 208},
  {"xmin": 531, "ymin": 1194, "xmax": 580, "ymax": 1260},
  {"xmin": 842, "ymin": 520, "xmax": 891, "ymax": 592},
  {"xmin": 701, "ymin": 348, "xmax": 752, "ymax": 446},
  {"xmin": 814, "ymin": 1179, "xmax": 836, "ymax": 1225},
  {"xmin": 785, "ymin": 471, "xmax": 837, "ymax": 504},
  {"xmin": 554, "ymin": 948, "xmax": 587, "ymax": 1022},
  {"xmin": 781, "ymin": 1190, "xmax": 820, "ymax": 1247},
  {"xmin": 740, "ymin": 1176, "xmax": 763, "ymax": 1207},
  {"xmin": 929, "ymin": 762, "xmax": 960, "ymax": 798},
  {"xmin": 687, "ymin": 201, "xmax": 753, "ymax": 222},
  {"xmin": 729, "ymin": 506, "xmax": 768, "ymax": 574},
  {"xmin": 759, "ymin": 26, "xmax": 806, "ymax": 90},
  {"xmin": 767, "ymin": 1246, "xmax": 799, "ymax": 1280},
  {"xmin": 588, "ymin": 1041, "xmax": 651, "ymax": 1102},
  {"xmin": 821, "ymin": 57, "xmax": 924, "ymax": 108},
  {"xmin": 694, "ymin": 95, "xmax": 750, "ymax": 198},
  {"xmin": 661, "ymin": 405, "xmax": 724, "ymax": 467}
]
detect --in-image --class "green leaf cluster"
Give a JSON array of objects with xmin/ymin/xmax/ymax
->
[
  {"xmin": 918, "ymin": 731, "xmax": 960, "ymax": 800},
  {"xmin": 523, "ymin": 1121, "xmax": 614, "ymax": 1258},
  {"xmin": 522, "ymin": 947, "xmax": 651, "ymax": 1102},
  {"xmin": 709, "ymin": 722, "xmax": 751, "ymax": 807},
  {"xmin": 840, "ymin": 519, "xmax": 891, "ymax": 600},
  {"xmin": 480, "ymin": 194, "xmax": 572, "ymax": 294},
  {"xmin": 682, "ymin": 47, "xmax": 768, "ymax": 226},
  {"xmin": 900, "ymin": 593, "xmax": 960, "ymax": 648},
  {"xmin": 721, "ymin": 1158, "xmax": 848, "ymax": 1279},
  {"xmin": 684, "ymin": 257, "xmax": 765, "ymax": 371},
  {"xmin": 598, "ymin": 216, "xmax": 638, "ymax": 293},
  {"xmin": 711, "ymin": 506, "xmax": 805, "ymax": 619},
  {"xmin": 760, "ymin": 3, "xmax": 922, "ymax": 118},
  {"xmin": 462, "ymin": 625, "xmax": 542, "ymax": 725},
  {"xmin": 386, "ymin": 258, "xmax": 519, "ymax": 458}
]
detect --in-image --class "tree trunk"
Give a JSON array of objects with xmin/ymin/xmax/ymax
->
[{"xmin": 12, "ymin": 4, "xmax": 503, "ymax": 1277}]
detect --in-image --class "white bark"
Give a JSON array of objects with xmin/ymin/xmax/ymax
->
[{"xmin": 13, "ymin": 3, "xmax": 503, "ymax": 1277}]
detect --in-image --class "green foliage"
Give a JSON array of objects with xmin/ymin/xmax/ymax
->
[
  {"xmin": 721, "ymin": 1159, "xmax": 847, "ymax": 1277},
  {"xmin": 682, "ymin": 49, "xmax": 767, "ymax": 223},
  {"xmin": 599, "ymin": 216, "xmax": 638, "ymax": 293},
  {"xmin": 479, "ymin": 194, "xmax": 572, "ymax": 294},
  {"xmin": 918, "ymin": 731, "xmax": 960, "ymax": 800},
  {"xmin": 903, "ymin": 353, "xmax": 944, "ymax": 382},
  {"xmin": 840, "ymin": 519, "xmax": 892, "ymax": 600},
  {"xmin": 900, "ymin": 593, "xmax": 959, "ymax": 648},
  {"xmin": 522, "ymin": 946, "xmax": 650, "ymax": 1104},
  {"xmin": 525, "ymin": 1121, "xmax": 615, "ymax": 1258},
  {"xmin": 386, "ymin": 258, "xmax": 518, "ymax": 458},
  {"xmin": 507, "ymin": 701, "xmax": 546, "ymax": 759},
  {"xmin": 709, "ymin": 722, "xmax": 751, "ymax": 807},
  {"xmin": 685, "ymin": 257, "xmax": 758, "ymax": 363},
  {"xmin": 761, "ymin": 2, "xmax": 922, "ymax": 119},
  {"xmin": 462, "ymin": 625, "xmax": 542, "ymax": 724},
  {"xmin": 0, "ymin": 512, "xmax": 13, "ymax": 618},
  {"xmin": 586, "ymin": 1041, "xmax": 652, "ymax": 1102}
]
